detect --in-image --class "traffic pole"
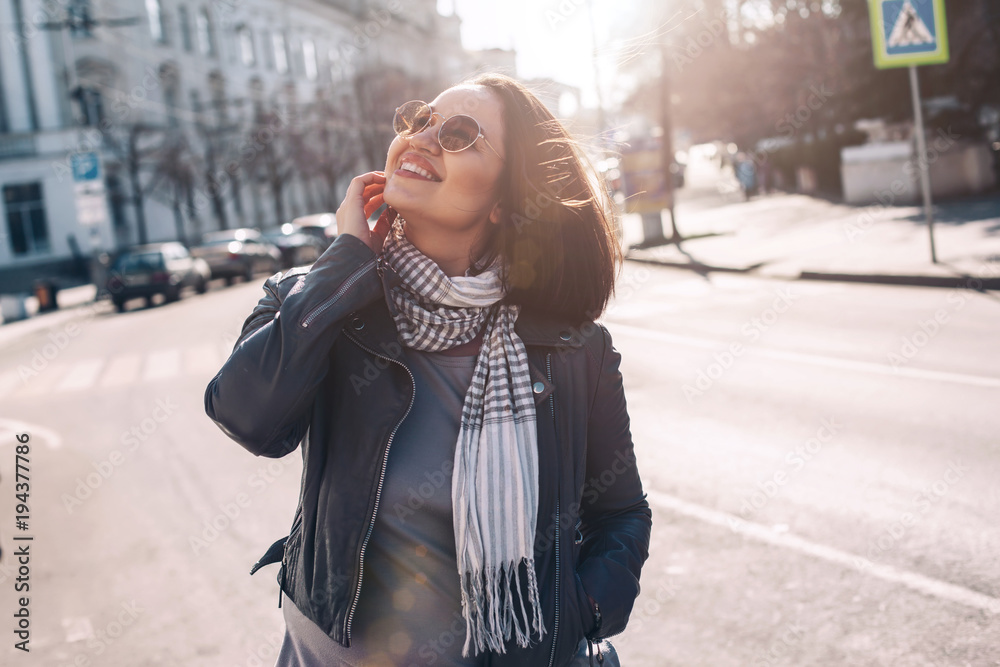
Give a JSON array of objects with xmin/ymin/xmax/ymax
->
[
  {"xmin": 908, "ymin": 64, "xmax": 938, "ymax": 264},
  {"xmin": 659, "ymin": 41, "xmax": 678, "ymax": 242}
]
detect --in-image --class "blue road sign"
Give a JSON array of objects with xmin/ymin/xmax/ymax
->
[
  {"xmin": 868, "ymin": 0, "xmax": 949, "ymax": 69},
  {"xmin": 71, "ymin": 152, "xmax": 100, "ymax": 182}
]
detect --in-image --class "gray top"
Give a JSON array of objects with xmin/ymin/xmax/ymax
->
[{"xmin": 275, "ymin": 349, "xmax": 483, "ymax": 667}]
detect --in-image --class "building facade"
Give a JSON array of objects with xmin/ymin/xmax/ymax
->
[{"xmin": 0, "ymin": 0, "xmax": 504, "ymax": 291}]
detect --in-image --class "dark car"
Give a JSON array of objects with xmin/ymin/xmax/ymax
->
[
  {"xmin": 190, "ymin": 228, "xmax": 281, "ymax": 284},
  {"xmin": 291, "ymin": 214, "xmax": 337, "ymax": 250},
  {"xmin": 106, "ymin": 242, "xmax": 210, "ymax": 312},
  {"xmin": 261, "ymin": 224, "xmax": 326, "ymax": 268}
]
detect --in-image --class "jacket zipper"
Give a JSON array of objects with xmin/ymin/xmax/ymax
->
[
  {"xmin": 342, "ymin": 334, "xmax": 415, "ymax": 643},
  {"xmin": 545, "ymin": 352, "xmax": 560, "ymax": 667},
  {"xmin": 300, "ymin": 257, "xmax": 377, "ymax": 329}
]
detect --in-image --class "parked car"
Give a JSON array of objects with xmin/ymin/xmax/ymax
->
[
  {"xmin": 190, "ymin": 228, "xmax": 281, "ymax": 284},
  {"xmin": 291, "ymin": 213, "xmax": 337, "ymax": 250},
  {"xmin": 261, "ymin": 223, "xmax": 326, "ymax": 268},
  {"xmin": 106, "ymin": 242, "xmax": 210, "ymax": 312}
]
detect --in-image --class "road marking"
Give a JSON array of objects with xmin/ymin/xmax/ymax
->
[
  {"xmin": 143, "ymin": 349, "xmax": 180, "ymax": 381},
  {"xmin": 0, "ymin": 419, "xmax": 62, "ymax": 449},
  {"xmin": 62, "ymin": 616, "xmax": 94, "ymax": 643},
  {"xmin": 100, "ymin": 354, "xmax": 142, "ymax": 388},
  {"xmin": 55, "ymin": 358, "xmax": 104, "ymax": 392},
  {"xmin": 609, "ymin": 323, "xmax": 1000, "ymax": 388},
  {"xmin": 647, "ymin": 490, "xmax": 1000, "ymax": 615},
  {"xmin": 184, "ymin": 343, "xmax": 222, "ymax": 376},
  {"xmin": 0, "ymin": 371, "xmax": 20, "ymax": 398},
  {"xmin": 18, "ymin": 363, "xmax": 70, "ymax": 397}
]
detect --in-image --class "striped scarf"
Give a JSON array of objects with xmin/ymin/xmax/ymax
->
[{"xmin": 382, "ymin": 217, "xmax": 545, "ymax": 656}]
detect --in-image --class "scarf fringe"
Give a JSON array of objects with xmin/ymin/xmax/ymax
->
[{"xmin": 460, "ymin": 558, "xmax": 546, "ymax": 657}]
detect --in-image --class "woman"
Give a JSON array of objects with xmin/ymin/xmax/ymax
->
[{"xmin": 205, "ymin": 73, "xmax": 651, "ymax": 667}]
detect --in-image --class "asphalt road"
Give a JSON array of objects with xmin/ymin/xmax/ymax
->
[{"xmin": 0, "ymin": 258, "xmax": 998, "ymax": 666}]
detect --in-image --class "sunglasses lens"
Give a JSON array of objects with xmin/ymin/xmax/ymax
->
[
  {"xmin": 439, "ymin": 115, "xmax": 480, "ymax": 152},
  {"xmin": 394, "ymin": 102, "xmax": 431, "ymax": 136}
]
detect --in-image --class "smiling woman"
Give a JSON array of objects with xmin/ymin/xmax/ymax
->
[{"xmin": 205, "ymin": 73, "xmax": 651, "ymax": 667}]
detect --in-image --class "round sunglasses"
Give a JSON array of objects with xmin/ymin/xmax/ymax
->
[{"xmin": 393, "ymin": 100, "xmax": 504, "ymax": 161}]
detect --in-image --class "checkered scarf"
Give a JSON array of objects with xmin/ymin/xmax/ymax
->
[{"xmin": 382, "ymin": 217, "xmax": 545, "ymax": 656}]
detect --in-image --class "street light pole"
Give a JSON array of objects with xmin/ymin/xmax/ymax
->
[{"xmin": 659, "ymin": 40, "xmax": 679, "ymax": 243}]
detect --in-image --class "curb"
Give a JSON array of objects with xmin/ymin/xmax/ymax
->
[
  {"xmin": 0, "ymin": 293, "xmax": 110, "ymax": 351},
  {"xmin": 797, "ymin": 271, "xmax": 1000, "ymax": 290},
  {"xmin": 625, "ymin": 255, "xmax": 1000, "ymax": 290}
]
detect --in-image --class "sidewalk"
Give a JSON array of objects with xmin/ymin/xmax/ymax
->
[
  {"xmin": 623, "ymin": 192, "xmax": 1000, "ymax": 289},
  {"xmin": 0, "ymin": 283, "xmax": 105, "ymax": 347}
]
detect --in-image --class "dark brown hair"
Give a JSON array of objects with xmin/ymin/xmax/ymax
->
[{"xmin": 467, "ymin": 73, "xmax": 621, "ymax": 323}]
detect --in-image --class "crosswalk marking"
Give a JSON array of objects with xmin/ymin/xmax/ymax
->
[
  {"xmin": 19, "ymin": 363, "xmax": 70, "ymax": 397},
  {"xmin": 0, "ymin": 344, "xmax": 234, "ymax": 399},
  {"xmin": 100, "ymin": 354, "xmax": 143, "ymax": 388},
  {"xmin": 0, "ymin": 371, "xmax": 20, "ymax": 396},
  {"xmin": 55, "ymin": 359, "xmax": 104, "ymax": 392},
  {"xmin": 184, "ymin": 343, "xmax": 222, "ymax": 376},
  {"xmin": 143, "ymin": 349, "xmax": 180, "ymax": 382}
]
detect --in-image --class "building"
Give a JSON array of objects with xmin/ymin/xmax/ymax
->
[{"xmin": 0, "ymin": 0, "xmax": 498, "ymax": 292}]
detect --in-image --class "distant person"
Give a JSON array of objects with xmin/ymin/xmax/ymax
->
[
  {"xmin": 205, "ymin": 73, "xmax": 651, "ymax": 666},
  {"xmin": 735, "ymin": 153, "xmax": 758, "ymax": 200},
  {"xmin": 757, "ymin": 153, "xmax": 772, "ymax": 195}
]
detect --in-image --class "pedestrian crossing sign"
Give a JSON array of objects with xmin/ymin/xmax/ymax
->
[{"xmin": 868, "ymin": 0, "xmax": 949, "ymax": 69}]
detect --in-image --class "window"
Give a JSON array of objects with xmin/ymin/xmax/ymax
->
[
  {"xmin": 160, "ymin": 64, "xmax": 179, "ymax": 126},
  {"xmin": 0, "ymin": 82, "xmax": 8, "ymax": 132},
  {"xmin": 238, "ymin": 26, "xmax": 256, "ymax": 66},
  {"xmin": 196, "ymin": 8, "xmax": 216, "ymax": 56},
  {"xmin": 145, "ymin": 0, "xmax": 165, "ymax": 43},
  {"xmin": 302, "ymin": 39, "xmax": 317, "ymax": 80},
  {"xmin": 260, "ymin": 30, "xmax": 273, "ymax": 69},
  {"xmin": 178, "ymin": 5, "xmax": 192, "ymax": 52},
  {"xmin": 72, "ymin": 87, "xmax": 104, "ymax": 127},
  {"xmin": 208, "ymin": 71, "xmax": 227, "ymax": 121},
  {"xmin": 273, "ymin": 32, "xmax": 288, "ymax": 74},
  {"xmin": 4, "ymin": 183, "xmax": 51, "ymax": 256}
]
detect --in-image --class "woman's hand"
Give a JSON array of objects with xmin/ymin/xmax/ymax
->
[{"xmin": 336, "ymin": 171, "xmax": 395, "ymax": 254}]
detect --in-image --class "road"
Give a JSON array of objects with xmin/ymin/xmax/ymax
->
[{"xmin": 0, "ymin": 258, "xmax": 998, "ymax": 666}]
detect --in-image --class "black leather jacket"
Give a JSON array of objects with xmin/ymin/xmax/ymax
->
[{"xmin": 204, "ymin": 234, "xmax": 652, "ymax": 667}]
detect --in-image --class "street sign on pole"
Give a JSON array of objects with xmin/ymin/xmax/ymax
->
[
  {"xmin": 868, "ymin": 0, "xmax": 949, "ymax": 70},
  {"xmin": 71, "ymin": 152, "xmax": 109, "ymax": 233},
  {"xmin": 868, "ymin": 0, "xmax": 949, "ymax": 263},
  {"xmin": 71, "ymin": 152, "xmax": 101, "ymax": 183}
]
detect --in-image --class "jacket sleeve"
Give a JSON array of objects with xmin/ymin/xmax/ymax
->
[
  {"xmin": 204, "ymin": 233, "xmax": 384, "ymax": 457},
  {"xmin": 576, "ymin": 324, "xmax": 652, "ymax": 638}
]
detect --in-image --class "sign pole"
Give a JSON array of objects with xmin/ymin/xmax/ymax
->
[
  {"xmin": 908, "ymin": 64, "xmax": 938, "ymax": 263},
  {"xmin": 868, "ymin": 0, "xmax": 948, "ymax": 264}
]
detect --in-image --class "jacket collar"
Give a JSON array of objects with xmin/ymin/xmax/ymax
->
[{"xmin": 344, "ymin": 280, "xmax": 583, "ymax": 406}]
